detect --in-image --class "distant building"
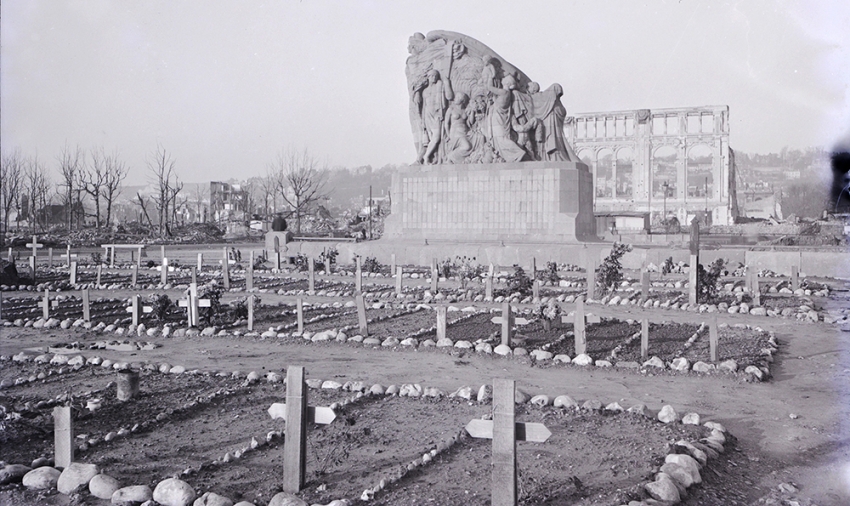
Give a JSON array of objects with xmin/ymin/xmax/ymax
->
[
  {"xmin": 210, "ymin": 181, "xmax": 248, "ymax": 222},
  {"xmin": 567, "ymin": 105, "xmax": 738, "ymax": 225}
]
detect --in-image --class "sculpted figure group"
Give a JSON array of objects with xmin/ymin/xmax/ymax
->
[{"xmin": 407, "ymin": 31, "xmax": 578, "ymax": 165}]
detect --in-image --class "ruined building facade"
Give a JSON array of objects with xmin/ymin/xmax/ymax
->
[{"xmin": 566, "ymin": 105, "xmax": 738, "ymax": 226}]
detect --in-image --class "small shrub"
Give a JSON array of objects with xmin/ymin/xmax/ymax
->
[
  {"xmin": 540, "ymin": 261, "xmax": 560, "ymax": 284},
  {"xmin": 507, "ymin": 265, "xmax": 533, "ymax": 296},
  {"xmin": 320, "ymin": 247, "xmax": 338, "ymax": 269},
  {"xmin": 146, "ymin": 260, "xmax": 157, "ymax": 268},
  {"xmin": 198, "ymin": 283, "xmax": 223, "ymax": 325},
  {"xmin": 596, "ymin": 243, "xmax": 633, "ymax": 296},
  {"xmin": 532, "ymin": 299, "xmax": 562, "ymax": 329},
  {"xmin": 230, "ymin": 295, "xmax": 260, "ymax": 320},
  {"xmin": 146, "ymin": 293, "xmax": 173, "ymax": 322},
  {"xmin": 361, "ymin": 256, "xmax": 381, "ymax": 273},
  {"xmin": 661, "ymin": 257, "xmax": 675, "ymax": 276},
  {"xmin": 697, "ymin": 258, "xmax": 725, "ymax": 303},
  {"xmin": 293, "ymin": 253, "xmax": 324, "ymax": 272},
  {"xmin": 90, "ymin": 252, "xmax": 103, "ymax": 266}
]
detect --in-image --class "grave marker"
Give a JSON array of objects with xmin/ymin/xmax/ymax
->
[
  {"xmin": 532, "ymin": 279, "xmax": 540, "ymax": 300},
  {"xmin": 464, "ymin": 379, "xmax": 551, "ymax": 506},
  {"xmin": 709, "ymin": 317, "xmax": 718, "ymax": 362},
  {"xmin": 274, "ymin": 251, "xmax": 281, "ymax": 270},
  {"xmin": 246, "ymin": 262, "xmax": 254, "ymax": 291},
  {"xmin": 48, "ymin": 247, "xmax": 54, "ymax": 268},
  {"xmin": 791, "ymin": 265, "xmax": 799, "ymax": 291},
  {"xmin": 308, "ymin": 257, "xmax": 315, "ymax": 294},
  {"xmin": 82, "ymin": 289, "xmax": 91, "ymax": 322},
  {"xmin": 53, "ymin": 406, "xmax": 74, "ymax": 469},
  {"xmin": 247, "ymin": 295, "xmax": 254, "ymax": 331},
  {"xmin": 267, "ymin": 366, "xmax": 336, "ymax": 493},
  {"xmin": 197, "ymin": 253, "xmax": 204, "ymax": 271},
  {"xmin": 355, "ymin": 260, "xmax": 363, "ymax": 293},
  {"xmin": 641, "ymin": 318, "xmax": 649, "ymax": 359},
  {"xmin": 296, "ymin": 298, "xmax": 304, "ymax": 334},
  {"xmin": 131, "ymin": 264, "xmax": 139, "ymax": 287},
  {"xmin": 490, "ymin": 303, "xmax": 529, "ymax": 347},
  {"xmin": 560, "ymin": 297, "xmax": 601, "ymax": 356},
  {"xmin": 391, "ymin": 254, "xmax": 396, "ymax": 276},
  {"xmin": 436, "ymin": 305, "xmax": 447, "ymax": 341},
  {"xmin": 29, "ymin": 256, "xmax": 36, "ymax": 283},
  {"xmin": 689, "ymin": 218, "xmax": 700, "ymax": 306},
  {"xmin": 96, "ymin": 264, "xmax": 103, "ymax": 287},
  {"xmin": 161, "ymin": 257, "xmax": 168, "ymax": 285},
  {"xmin": 26, "ymin": 235, "xmax": 44, "ymax": 259},
  {"xmin": 585, "ymin": 258, "xmax": 597, "ymax": 300},
  {"xmin": 190, "ymin": 266, "xmax": 197, "ymax": 286},
  {"xmin": 431, "ymin": 258, "xmax": 439, "ymax": 293},
  {"xmin": 69, "ymin": 261, "xmax": 78, "ymax": 285},
  {"xmin": 641, "ymin": 269, "xmax": 650, "ymax": 302},
  {"xmin": 178, "ymin": 283, "xmax": 211, "ymax": 327},
  {"xmin": 7, "ymin": 247, "xmax": 13, "ymax": 262},
  {"xmin": 42, "ymin": 290, "xmax": 58, "ymax": 320},
  {"xmin": 222, "ymin": 247, "xmax": 230, "ymax": 290},
  {"xmin": 125, "ymin": 295, "xmax": 153, "ymax": 326},
  {"xmin": 355, "ymin": 293, "xmax": 368, "ymax": 336},
  {"xmin": 395, "ymin": 267, "xmax": 403, "ymax": 295},
  {"xmin": 485, "ymin": 274, "xmax": 494, "ymax": 300},
  {"xmin": 60, "ymin": 247, "xmax": 77, "ymax": 267}
]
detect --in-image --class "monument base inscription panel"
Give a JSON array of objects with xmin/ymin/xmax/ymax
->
[{"xmin": 384, "ymin": 161, "xmax": 596, "ymax": 243}]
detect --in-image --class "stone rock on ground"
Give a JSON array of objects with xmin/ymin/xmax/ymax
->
[
  {"xmin": 670, "ymin": 357, "xmax": 690, "ymax": 371},
  {"xmin": 90, "ymin": 473, "xmax": 122, "ymax": 500},
  {"xmin": 477, "ymin": 384, "xmax": 492, "ymax": 403},
  {"xmin": 57, "ymin": 462, "xmax": 99, "ymax": 494},
  {"xmin": 665, "ymin": 453, "xmax": 702, "ymax": 484},
  {"xmin": 643, "ymin": 356, "xmax": 665, "ymax": 369},
  {"xmin": 582, "ymin": 399, "xmax": 603, "ymax": 411},
  {"xmin": 661, "ymin": 462, "xmax": 696, "ymax": 488},
  {"xmin": 657, "ymin": 405, "xmax": 679, "ymax": 423},
  {"xmin": 718, "ymin": 359, "xmax": 738, "ymax": 372},
  {"xmin": 572, "ymin": 353, "xmax": 593, "ymax": 366},
  {"xmin": 553, "ymin": 395, "xmax": 578, "ymax": 409},
  {"xmin": 628, "ymin": 403, "xmax": 652, "ymax": 417},
  {"xmin": 111, "ymin": 485, "xmax": 153, "ymax": 506},
  {"xmin": 153, "ymin": 477, "xmax": 196, "ymax": 506},
  {"xmin": 493, "ymin": 344, "xmax": 512, "ymax": 355},
  {"xmin": 692, "ymin": 361, "xmax": 715, "ymax": 373},
  {"xmin": 233, "ymin": 502, "xmax": 257, "ymax": 506},
  {"xmin": 0, "ymin": 464, "xmax": 31, "ymax": 485},
  {"xmin": 514, "ymin": 389, "xmax": 531, "ymax": 404},
  {"xmin": 193, "ymin": 491, "xmax": 234, "ymax": 506},
  {"xmin": 22, "ymin": 466, "xmax": 61, "ymax": 490},
  {"xmin": 268, "ymin": 492, "xmax": 308, "ymax": 506},
  {"xmin": 645, "ymin": 472, "xmax": 681, "ymax": 502}
]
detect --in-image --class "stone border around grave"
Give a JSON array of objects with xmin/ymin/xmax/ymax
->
[{"xmin": 0, "ymin": 354, "xmax": 734, "ymax": 506}]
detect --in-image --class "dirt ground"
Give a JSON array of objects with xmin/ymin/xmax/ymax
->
[{"xmin": 1, "ymin": 280, "xmax": 849, "ymax": 505}]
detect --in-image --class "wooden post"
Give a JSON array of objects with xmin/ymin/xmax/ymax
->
[
  {"xmin": 752, "ymin": 276, "xmax": 761, "ymax": 306},
  {"xmin": 464, "ymin": 380, "xmax": 551, "ymax": 506},
  {"xmin": 222, "ymin": 247, "xmax": 230, "ymax": 290},
  {"xmin": 161, "ymin": 257, "xmax": 168, "ymax": 285},
  {"xmin": 160, "ymin": 245, "xmax": 166, "ymax": 263},
  {"xmin": 82, "ymin": 289, "xmax": 91, "ymax": 322},
  {"xmin": 355, "ymin": 262, "xmax": 363, "ymax": 293},
  {"xmin": 247, "ymin": 295, "xmax": 254, "ymax": 331},
  {"xmin": 585, "ymin": 258, "xmax": 596, "ymax": 300},
  {"xmin": 390, "ymin": 254, "xmax": 396, "ymax": 276},
  {"xmin": 296, "ymin": 298, "xmax": 304, "ymax": 335},
  {"xmin": 66, "ymin": 245, "xmax": 72, "ymax": 267},
  {"xmin": 53, "ymin": 406, "xmax": 74, "ymax": 469},
  {"xmin": 486, "ymin": 274, "xmax": 494, "ymax": 300},
  {"xmin": 689, "ymin": 218, "xmax": 700, "ymax": 306},
  {"xmin": 96, "ymin": 264, "xmax": 103, "ymax": 287},
  {"xmin": 574, "ymin": 297, "xmax": 586, "ymax": 355},
  {"xmin": 136, "ymin": 246, "xmax": 143, "ymax": 269},
  {"xmin": 190, "ymin": 266, "xmax": 197, "ymax": 286},
  {"xmin": 128, "ymin": 295, "xmax": 140, "ymax": 326},
  {"xmin": 29, "ymin": 256, "xmax": 37, "ymax": 284},
  {"xmin": 109, "ymin": 245, "xmax": 116, "ymax": 267},
  {"xmin": 431, "ymin": 258, "xmax": 438, "ymax": 293},
  {"xmin": 791, "ymin": 265, "xmax": 799, "ymax": 291},
  {"xmin": 42, "ymin": 290, "xmax": 50, "ymax": 320},
  {"xmin": 267, "ymin": 366, "xmax": 336, "ymax": 493},
  {"xmin": 48, "ymin": 248, "xmax": 54, "ymax": 268},
  {"xmin": 355, "ymin": 293, "xmax": 368, "ymax": 336},
  {"xmin": 131, "ymin": 264, "xmax": 138, "ymax": 287},
  {"xmin": 274, "ymin": 251, "xmax": 281, "ymax": 270},
  {"xmin": 531, "ymin": 257, "xmax": 537, "ymax": 279},
  {"xmin": 500, "ymin": 302, "xmax": 513, "ymax": 347},
  {"xmin": 436, "ymin": 305, "xmax": 447, "ymax": 341},
  {"xmin": 7, "ymin": 247, "xmax": 13, "ymax": 263},
  {"xmin": 197, "ymin": 253, "xmax": 204, "ymax": 271},
  {"xmin": 246, "ymin": 263, "xmax": 254, "ymax": 291},
  {"xmin": 395, "ymin": 266, "xmax": 403, "ymax": 295},
  {"xmin": 709, "ymin": 317, "xmax": 718, "ymax": 362},
  {"xmin": 69, "ymin": 261, "xmax": 78, "ymax": 285},
  {"xmin": 532, "ymin": 280, "xmax": 540, "ymax": 300},
  {"xmin": 641, "ymin": 269, "xmax": 650, "ymax": 302},
  {"xmin": 308, "ymin": 257, "xmax": 315, "ymax": 294},
  {"xmin": 641, "ymin": 318, "xmax": 649, "ymax": 359}
]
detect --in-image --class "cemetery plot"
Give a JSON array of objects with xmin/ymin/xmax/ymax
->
[{"xmin": 341, "ymin": 307, "xmax": 470, "ymax": 341}]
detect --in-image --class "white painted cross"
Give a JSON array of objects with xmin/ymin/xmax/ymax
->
[
  {"xmin": 355, "ymin": 293, "xmax": 368, "ymax": 336},
  {"xmin": 131, "ymin": 264, "xmax": 139, "ymax": 287},
  {"xmin": 160, "ymin": 257, "xmax": 169, "ymax": 285},
  {"xmin": 465, "ymin": 379, "xmax": 551, "ymax": 506},
  {"xmin": 54, "ymin": 406, "xmax": 74, "ymax": 469},
  {"xmin": 490, "ymin": 302, "xmax": 529, "ymax": 347},
  {"xmin": 96, "ymin": 264, "xmax": 103, "ymax": 287},
  {"xmin": 42, "ymin": 290, "xmax": 58, "ymax": 320},
  {"xmin": 355, "ymin": 257, "xmax": 363, "ymax": 293},
  {"xmin": 69, "ymin": 261, "xmax": 78, "ymax": 285},
  {"xmin": 791, "ymin": 265, "xmax": 799, "ymax": 291},
  {"xmin": 560, "ymin": 296, "xmax": 601, "ymax": 356},
  {"xmin": 48, "ymin": 247, "xmax": 54, "ymax": 268},
  {"xmin": 268, "ymin": 366, "xmax": 337, "ymax": 493},
  {"xmin": 178, "ymin": 283, "xmax": 211, "ymax": 327},
  {"xmin": 197, "ymin": 252, "xmax": 204, "ymax": 271},
  {"xmin": 247, "ymin": 294, "xmax": 255, "ymax": 331},
  {"xmin": 125, "ymin": 295, "xmax": 153, "ymax": 326},
  {"xmin": 436, "ymin": 305, "xmax": 447, "ymax": 341},
  {"xmin": 26, "ymin": 235, "xmax": 44, "ymax": 259},
  {"xmin": 60, "ymin": 247, "xmax": 78, "ymax": 267}
]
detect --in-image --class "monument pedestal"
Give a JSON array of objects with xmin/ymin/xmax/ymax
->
[{"xmin": 383, "ymin": 161, "xmax": 596, "ymax": 243}]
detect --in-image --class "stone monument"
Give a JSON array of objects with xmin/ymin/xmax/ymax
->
[{"xmin": 384, "ymin": 31, "xmax": 596, "ymax": 243}]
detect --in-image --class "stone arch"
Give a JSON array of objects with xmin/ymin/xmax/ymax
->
[
  {"xmin": 615, "ymin": 147, "xmax": 634, "ymax": 199},
  {"xmin": 652, "ymin": 145, "xmax": 678, "ymax": 200},
  {"xmin": 687, "ymin": 144, "xmax": 714, "ymax": 198},
  {"xmin": 596, "ymin": 148, "xmax": 614, "ymax": 199}
]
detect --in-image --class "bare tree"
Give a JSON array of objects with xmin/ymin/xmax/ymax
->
[
  {"xmin": 0, "ymin": 149, "xmax": 25, "ymax": 246},
  {"xmin": 192, "ymin": 184, "xmax": 209, "ymax": 223},
  {"xmin": 80, "ymin": 148, "xmax": 129, "ymax": 231},
  {"xmin": 102, "ymin": 151, "xmax": 129, "ymax": 229},
  {"xmin": 147, "ymin": 146, "xmax": 183, "ymax": 237},
  {"xmin": 23, "ymin": 155, "xmax": 52, "ymax": 233},
  {"xmin": 269, "ymin": 149, "xmax": 330, "ymax": 234},
  {"xmin": 58, "ymin": 145, "xmax": 85, "ymax": 230}
]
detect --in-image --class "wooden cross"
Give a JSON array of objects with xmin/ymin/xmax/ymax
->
[
  {"xmin": 26, "ymin": 235, "xmax": 44, "ymax": 258},
  {"xmin": 247, "ymin": 295, "xmax": 255, "ymax": 331},
  {"xmin": 307, "ymin": 257, "xmax": 315, "ymax": 294},
  {"xmin": 431, "ymin": 258, "xmax": 438, "ymax": 293},
  {"xmin": 355, "ymin": 259, "xmax": 363, "ymax": 293},
  {"xmin": 267, "ymin": 366, "xmax": 337, "ymax": 493},
  {"xmin": 42, "ymin": 290, "xmax": 58, "ymax": 320},
  {"xmin": 709, "ymin": 317, "xmax": 719, "ymax": 362},
  {"xmin": 395, "ymin": 266, "xmax": 403, "ymax": 295},
  {"xmin": 7, "ymin": 247, "xmax": 13, "ymax": 263},
  {"xmin": 585, "ymin": 258, "xmax": 597, "ymax": 300},
  {"xmin": 131, "ymin": 264, "xmax": 139, "ymax": 287},
  {"xmin": 689, "ymin": 218, "xmax": 700, "ymax": 305},
  {"xmin": 197, "ymin": 253, "xmax": 204, "ymax": 271},
  {"xmin": 69, "ymin": 261, "xmax": 78, "ymax": 285},
  {"xmin": 54, "ymin": 406, "xmax": 74, "ymax": 469},
  {"xmin": 246, "ymin": 262, "xmax": 254, "ymax": 291},
  {"xmin": 355, "ymin": 293, "xmax": 368, "ymax": 336},
  {"xmin": 641, "ymin": 318, "xmax": 649, "ymax": 359},
  {"xmin": 222, "ymin": 247, "xmax": 230, "ymax": 290},
  {"xmin": 178, "ymin": 283, "xmax": 211, "ymax": 327},
  {"xmin": 532, "ymin": 279, "xmax": 540, "ymax": 300},
  {"xmin": 390, "ymin": 253, "xmax": 396, "ymax": 276},
  {"xmin": 560, "ymin": 297, "xmax": 601, "ymax": 355},
  {"xmin": 96, "ymin": 264, "xmax": 103, "ymax": 287},
  {"xmin": 465, "ymin": 379, "xmax": 551, "ymax": 506},
  {"xmin": 60, "ymin": 247, "xmax": 77, "ymax": 267},
  {"xmin": 296, "ymin": 297, "xmax": 304, "ymax": 334},
  {"xmin": 125, "ymin": 295, "xmax": 153, "ymax": 326},
  {"xmin": 640, "ymin": 269, "xmax": 650, "ymax": 302},
  {"xmin": 190, "ymin": 266, "xmax": 197, "ymax": 286},
  {"xmin": 490, "ymin": 302, "xmax": 529, "ymax": 347},
  {"xmin": 436, "ymin": 305, "xmax": 447, "ymax": 341},
  {"xmin": 48, "ymin": 247, "xmax": 54, "ymax": 268},
  {"xmin": 485, "ymin": 275, "xmax": 494, "ymax": 300},
  {"xmin": 82, "ymin": 289, "xmax": 91, "ymax": 322},
  {"xmin": 791, "ymin": 265, "xmax": 799, "ymax": 291},
  {"xmin": 161, "ymin": 257, "xmax": 169, "ymax": 285}
]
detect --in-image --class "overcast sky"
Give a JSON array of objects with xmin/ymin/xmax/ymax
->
[{"xmin": 2, "ymin": 0, "xmax": 848, "ymax": 185}]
